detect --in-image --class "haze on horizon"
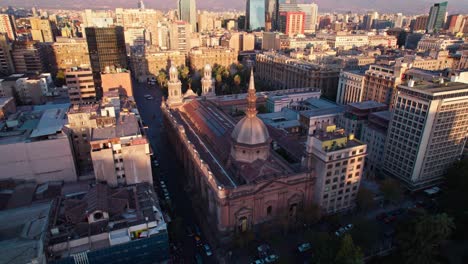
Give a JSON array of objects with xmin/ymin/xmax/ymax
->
[{"xmin": 2, "ymin": 0, "xmax": 468, "ymax": 14}]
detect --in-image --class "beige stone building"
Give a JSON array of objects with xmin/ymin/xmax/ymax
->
[
  {"xmin": 170, "ymin": 21, "xmax": 192, "ymax": 53},
  {"xmin": 130, "ymin": 48, "xmax": 186, "ymax": 82},
  {"xmin": 256, "ymin": 52, "xmax": 340, "ymax": 100},
  {"xmin": 303, "ymin": 125, "xmax": 366, "ymax": 214},
  {"xmin": 65, "ymin": 68, "xmax": 96, "ymax": 104},
  {"xmin": 49, "ymin": 38, "xmax": 90, "ymax": 74},
  {"xmin": 29, "ymin": 17, "xmax": 55, "ymax": 43},
  {"xmin": 336, "ymin": 69, "xmax": 366, "ymax": 105},
  {"xmin": 383, "ymin": 79, "xmax": 468, "ymax": 190},
  {"xmin": 14, "ymin": 76, "xmax": 47, "ymax": 105},
  {"xmin": 188, "ymin": 46, "xmax": 238, "ymax": 71},
  {"xmin": 363, "ymin": 63, "xmax": 408, "ymax": 107},
  {"xmin": 317, "ymin": 32, "xmax": 368, "ymax": 50}
]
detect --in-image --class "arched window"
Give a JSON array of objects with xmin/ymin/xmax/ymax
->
[
  {"xmin": 266, "ymin": 206, "xmax": 272, "ymax": 216},
  {"xmin": 238, "ymin": 217, "xmax": 248, "ymax": 233},
  {"xmin": 289, "ymin": 203, "xmax": 297, "ymax": 217}
]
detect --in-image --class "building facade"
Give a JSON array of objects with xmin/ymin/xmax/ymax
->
[
  {"xmin": 177, "ymin": 0, "xmax": 197, "ymax": 32},
  {"xmin": 383, "ymin": 79, "xmax": 468, "ymax": 190},
  {"xmin": 66, "ymin": 68, "xmax": 96, "ymax": 104},
  {"xmin": 336, "ymin": 69, "xmax": 366, "ymax": 105},
  {"xmin": 303, "ymin": 125, "xmax": 366, "ymax": 214},
  {"xmin": 0, "ymin": 14, "xmax": 16, "ymax": 41},
  {"xmin": 279, "ymin": 11, "xmax": 305, "ymax": 36},
  {"xmin": 188, "ymin": 47, "xmax": 238, "ymax": 71},
  {"xmin": 246, "ymin": 0, "xmax": 266, "ymax": 31}
]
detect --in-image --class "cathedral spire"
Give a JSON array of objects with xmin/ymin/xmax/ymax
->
[{"xmin": 246, "ymin": 69, "xmax": 257, "ymax": 118}]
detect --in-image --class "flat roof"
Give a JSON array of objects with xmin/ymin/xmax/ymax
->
[
  {"xmin": 92, "ymin": 114, "xmax": 139, "ymax": 140},
  {"xmin": 405, "ymin": 80, "xmax": 468, "ymax": 94},
  {"xmin": 348, "ymin": 100, "xmax": 387, "ymax": 110},
  {"xmin": 0, "ymin": 201, "xmax": 53, "ymax": 264},
  {"xmin": 0, "ymin": 97, "xmax": 14, "ymax": 107}
]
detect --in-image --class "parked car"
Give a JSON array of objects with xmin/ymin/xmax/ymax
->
[
  {"xmin": 384, "ymin": 215, "xmax": 397, "ymax": 224},
  {"xmin": 146, "ymin": 96, "xmax": 154, "ymax": 100},
  {"xmin": 297, "ymin": 242, "xmax": 312, "ymax": 253},
  {"xmin": 257, "ymin": 244, "xmax": 270, "ymax": 258},
  {"xmin": 376, "ymin": 212, "xmax": 387, "ymax": 221},
  {"xmin": 203, "ymin": 244, "xmax": 212, "ymax": 256},
  {"xmin": 251, "ymin": 260, "xmax": 265, "ymax": 264},
  {"xmin": 344, "ymin": 224, "xmax": 353, "ymax": 231},
  {"xmin": 194, "ymin": 235, "xmax": 202, "ymax": 246},
  {"xmin": 144, "ymin": 94, "xmax": 152, "ymax": 98},
  {"xmin": 264, "ymin": 254, "xmax": 279, "ymax": 263}
]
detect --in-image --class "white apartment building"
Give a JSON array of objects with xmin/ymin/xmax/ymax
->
[{"xmin": 383, "ymin": 80, "xmax": 468, "ymax": 190}]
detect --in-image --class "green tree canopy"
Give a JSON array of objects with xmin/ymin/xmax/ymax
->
[
  {"xmin": 396, "ymin": 213, "xmax": 455, "ymax": 264},
  {"xmin": 335, "ymin": 234, "xmax": 364, "ymax": 264}
]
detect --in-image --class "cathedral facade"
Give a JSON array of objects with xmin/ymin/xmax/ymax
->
[{"xmin": 162, "ymin": 65, "xmax": 316, "ymax": 236}]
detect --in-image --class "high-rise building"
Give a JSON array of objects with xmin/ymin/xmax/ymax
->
[
  {"xmin": 445, "ymin": 14, "xmax": 465, "ymax": 34},
  {"xmin": 303, "ymin": 125, "xmax": 367, "ymax": 214},
  {"xmin": 265, "ymin": 0, "xmax": 279, "ymax": 31},
  {"xmin": 85, "ymin": 27, "xmax": 127, "ymax": 73},
  {"xmin": 336, "ymin": 69, "xmax": 367, "ymax": 105},
  {"xmin": 246, "ymin": 0, "xmax": 266, "ymax": 31},
  {"xmin": 29, "ymin": 18, "xmax": 55, "ymax": 42},
  {"xmin": 395, "ymin": 13, "xmax": 404, "ymax": 28},
  {"xmin": 279, "ymin": 11, "xmax": 305, "ymax": 36},
  {"xmin": 0, "ymin": 33, "xmax": 14, "ymax": 75},
  {"xmin": 169, "ymin": 21, "xmax": 192, "ymax": 53},
  {"xmin": 427, "ymin": 1, "xmax": 448, "ymax": 33},
  {"xmin": 383, "ymin": 79, "xmax": 468, "ymax": 190},
  {"xmin": 297, "ymin": 3, "xmax": 318, "ymax": 33},
  {"xmin": 413, "ymin": 15, "xmax": 429, "ymax": 31},
  {"xmin": 65, "ymin": 68, "xmax": 97, "ymax": 104},
  {"xmin": 177, "ymin": 0, "xmax": 197, "ymax": 32},
  {"xmin": 0, "ymin": 14, "xmax": 16, "ymax": 41},
  {"xmin": 12, "ymin": 41, "xmax": 46, "ymax": 74},
  {"xmin": 85, "ymin": 26, "xmax": 127, "ymax": 99}
]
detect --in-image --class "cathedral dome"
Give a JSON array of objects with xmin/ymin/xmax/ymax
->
[
  {"xmin": 204, "ymin": 64, "xmax": 212, "ymax": 72},
  {"xmin": 169, "ymin": 65, "xmax": 178, "ymax": 76},
  {"xmin": 231, "ymin": 116, "xmax": 270, "ymax": 145}
]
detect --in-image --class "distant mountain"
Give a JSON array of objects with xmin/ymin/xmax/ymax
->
[{"xmin": 2, "ymin": 0, "xmax": 468, "ymax": 14}]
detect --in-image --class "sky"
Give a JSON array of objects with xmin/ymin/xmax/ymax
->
[{"xmin": 2, "ymin": 0, "xmax": 468, "ymax": 14}]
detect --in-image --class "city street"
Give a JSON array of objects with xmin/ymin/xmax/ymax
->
[{"xmin": 133, "ymin": 81, "xmax": 215, "ymax": 263}]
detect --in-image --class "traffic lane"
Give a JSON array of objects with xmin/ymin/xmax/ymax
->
[{"xmin": 134, "ymin": 81, "xmax": 202, "ymax": 262}]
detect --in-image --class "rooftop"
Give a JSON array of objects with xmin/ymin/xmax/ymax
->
[
  {"xmin": 0, "ymin": 201, "xmax": 53, "ymax": 264},
  {"xmin": 348, "ymin": 100, "xmax": 387, "ymax": 111},
  {"xmin": 0, "ymin": 104, "xmax": 69, "ymax": 145},
  {"xmin": 172, "ymin": 100, "xmax": 297, "ymax": 187},
  {"xmin": 403, "ymin": 80, "xmax": 468, "ymax": 95},
  {"xmin": 91, "ymin": 114, "xmax": 140, "ymax": 140},
  {"xmin": 48, "ymin": 183, "xmax": 166, "ymax": 258}
]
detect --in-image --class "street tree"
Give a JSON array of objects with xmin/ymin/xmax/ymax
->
[
  {"xmin": 335, "ymin": 234, "xmax": 364, "ymax": 264},
  {"xmin": 396, "ymin": 213, "xmax": 455, "ymax": 264}
]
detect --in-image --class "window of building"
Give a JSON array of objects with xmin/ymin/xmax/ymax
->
[{"xmin": 267, "ymin": 206, "xmax": 272, "ymax": 216}]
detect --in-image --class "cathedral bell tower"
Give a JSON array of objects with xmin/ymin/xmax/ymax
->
[
  {"xmin": 201, "ymin": 64, "xmax": 216, "ymax": 98},
  {"xmin": 167, "ymin": 64, "xmax": 183, "ymax": 107}
]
